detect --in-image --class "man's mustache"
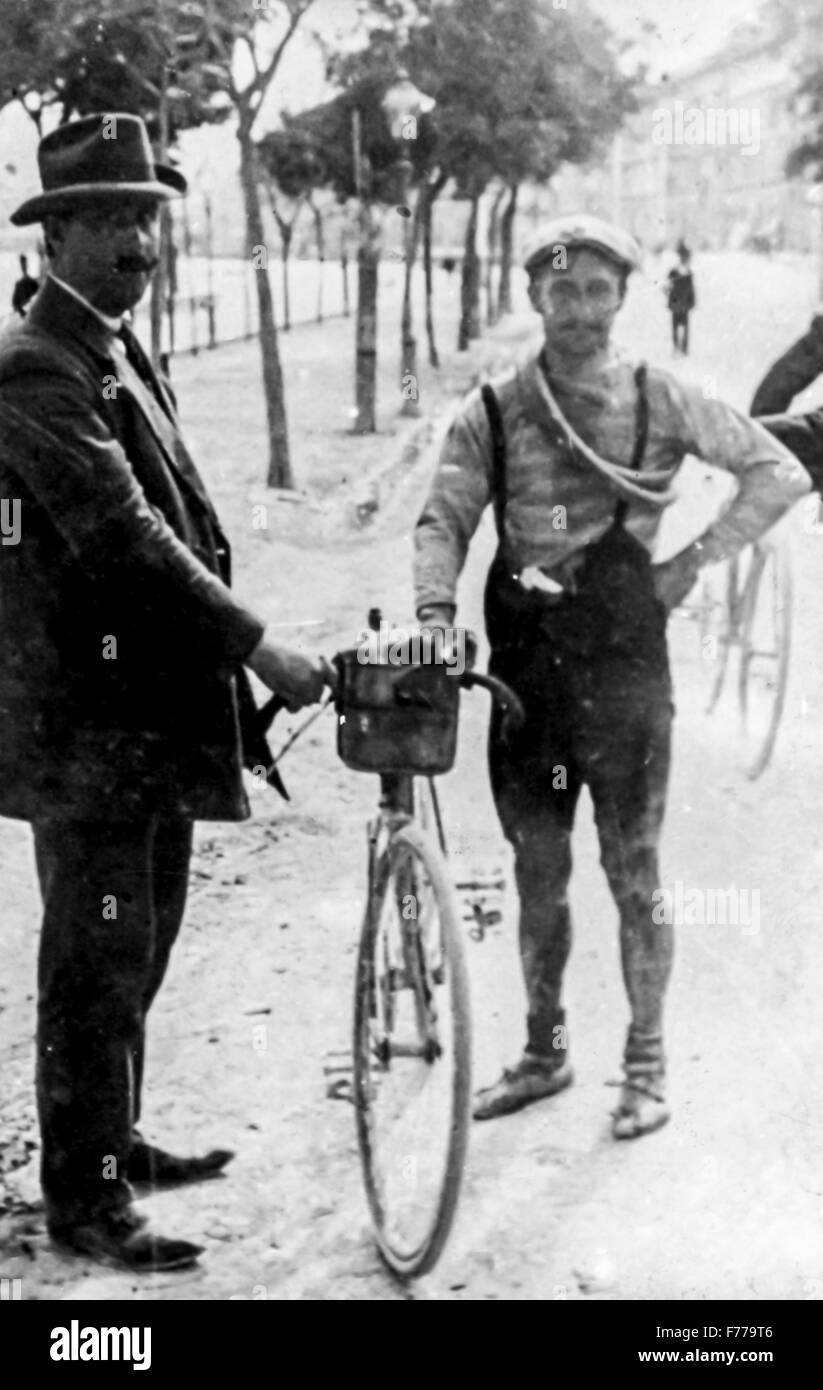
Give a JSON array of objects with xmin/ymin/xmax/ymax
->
[{"xmin": 114, "ymin": 255, "xmax": 158, "ymax": 274}]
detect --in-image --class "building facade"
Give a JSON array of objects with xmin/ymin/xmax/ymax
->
[{"xmin": 606, "ymin": 11, "xmax": 817, "ymax": 255}]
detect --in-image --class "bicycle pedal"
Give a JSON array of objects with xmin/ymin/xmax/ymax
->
[{"xmin": 326, "ymin": 1077, "xmax": 354, "ymax": 1104}]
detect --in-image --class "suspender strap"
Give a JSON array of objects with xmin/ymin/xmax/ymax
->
[
  {"xmin": 482, "ymin": 362, "xmax": 651, "ymax": 538},
  {"xmin": 614, "ymin": 363, "xmax": 649, "ymax": 528},
  {"xmin": 481, "ymin": 382, "xmax": 507, "ymax": 543}
]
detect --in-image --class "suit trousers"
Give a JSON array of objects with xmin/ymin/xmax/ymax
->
[{"xmin": 32, "ymin": 814, "xmax": 192, "ymax": 1227}]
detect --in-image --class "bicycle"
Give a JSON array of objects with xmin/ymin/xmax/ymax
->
[
  {"xmin": 688, "ymin": 536, "xmax": 792, "ymax": 779},
  {"xmin": 331, "ymin": 617, "xmax": 523, "ymax": 1278}
]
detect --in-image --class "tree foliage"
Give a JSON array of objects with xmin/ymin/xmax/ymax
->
[
  {"xmin": 783, "ymin": 2, "xmax": 823, "ymax": 181},
  {"xmin": 0, "ymin": 0, "xmax": 230, "ymax": 138},
  {"xmin": 404, "ymin": 0, "xmax": 635, "ymax": 197}
]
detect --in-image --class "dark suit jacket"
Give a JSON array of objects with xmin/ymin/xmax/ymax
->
[
  {"xmin": 750, "ymin": 313, "xmax": 823, "ymax": 494},
  {"xmin": 751, "ymin": 313, "xmax": 823, "ymax": 417},
  {"xmin": 0, "ymin": 276, "xmax": 266, "ymax": 821}
]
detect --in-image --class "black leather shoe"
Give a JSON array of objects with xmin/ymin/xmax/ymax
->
[
  {"xmin": 50, "ymin": 1207, "xmax": 203, "ymax": 1272},
  {"xmin": 128, "ymin": 1139, "xmax": 235, "ymax": 1189}
]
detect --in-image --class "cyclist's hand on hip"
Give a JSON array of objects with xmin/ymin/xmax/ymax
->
[
  {"xmin": 247, "ymin": 634, "xmax": 328, "ymax": 712},
  {"xmin": 652, "ymin": 547, "xmax": 701, "ymax": 613}
]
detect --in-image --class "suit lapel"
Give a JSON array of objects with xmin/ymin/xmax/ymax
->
[
  {"xmin": 28, "ymin": 279, "xmax": 220, "ymax": 526},
  {"xmin": 108, "ymin": 347, "xmax": 220, "ymax": 522}
]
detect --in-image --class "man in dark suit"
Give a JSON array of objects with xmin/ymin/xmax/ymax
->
[{"xmin": 0, "ymin": 114, "xmax": 328, "ymax": 1272}]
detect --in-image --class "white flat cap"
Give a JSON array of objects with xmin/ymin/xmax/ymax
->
[{"xmin": 524, "ymin": 214, "xmax": 642, "ymax": 275}]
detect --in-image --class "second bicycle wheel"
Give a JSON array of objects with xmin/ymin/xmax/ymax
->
[
  {"xmin": 738, "ymin": 541, "xmax": 792, "ymax": 779},
  {"xmin": 353, "ymin": 820, "xmax": 471, "ymax": 1278},
  {"xmin": 700, "ymin": 558, "xmax": 737, "ymax": 714}
]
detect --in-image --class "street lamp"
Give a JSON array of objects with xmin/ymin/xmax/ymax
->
[
  {"xmin": 382, "ymin": 69, "xmax": 436, "ymax": 143},
  {"xmin": 381, "ymin": 70, "xmax": 436, "ymax": 418}
]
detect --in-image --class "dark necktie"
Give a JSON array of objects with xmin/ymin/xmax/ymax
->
[
  {"xmin": 117, "ymin": 322, "xmax": 173, "ymax": 419},
  {"xmin": 114, "ymin": 321, "xmax": 217, "ymax": 519}
]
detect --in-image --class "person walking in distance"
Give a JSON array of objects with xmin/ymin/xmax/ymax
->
[
  {"xmin": 666, "ymin": 239, "xmax": 696, "ymax": 354},
  {"xmin": 0, "ymin": 114, "xmax": 329, "ymax": 1272},
  {"xmin": 11, "ymin": 253, "xmax": 39, "ymax": 317},
  {"xmin": 413, "ymin": 214, "xmax": 808, "ymax": 1138}
]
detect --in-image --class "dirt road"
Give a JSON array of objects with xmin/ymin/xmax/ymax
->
[{"xmin": 3, "ymin": 252, "xmax": 823, "ymax": 1301}]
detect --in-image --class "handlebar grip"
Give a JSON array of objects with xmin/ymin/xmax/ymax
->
[{"xmin": 459, "ymin": 670, "xmax": 525, "ymax": 732}]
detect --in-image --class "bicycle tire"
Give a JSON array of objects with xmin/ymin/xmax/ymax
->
[
  {"xmin": 738, "ymin": 542, "xmax": 792, "ymax": 780},
  {"xmin": 703, "ymin": 558, "xmax": 736, "ymax": 714},
  {"xmin": 352, "ymin": 819, "xmax": 471, "ymax": 1278},
  {"xmin": 414, "ymin": 776, "xmax": 447, "ymax": 856}
]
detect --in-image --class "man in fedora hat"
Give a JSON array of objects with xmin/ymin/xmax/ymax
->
[
  {"xmin": 414, "ymin": 213, "xmax": 809, "ymax": 1137},
  {"xmin": 0, "ymin": 113, "xmax": 328, "ymax": 1272}
]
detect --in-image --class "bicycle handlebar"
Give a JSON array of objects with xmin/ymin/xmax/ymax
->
[
  {"xmin": 458, "ymin": 670, "xmax": 525, "ymax": 733},
  {"xmin": 254, "ymin": 653, "xmax": 526, "ymax": 746}
]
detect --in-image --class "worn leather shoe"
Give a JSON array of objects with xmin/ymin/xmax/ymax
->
[
  {"xmin": 129, "ymin": 1139, "xmax": 235, "ymax": 1188},
  {"xmin": 610, "ymin": 1073, "xmax": 670, "ymax": 1140},
  {"xmin": 473, "ymin": 1052, "xmax": 573, "ymax": 1121},
  {"xmin": 50, "ymin": 1207, "xmax": 203, "ymax": 1272}
]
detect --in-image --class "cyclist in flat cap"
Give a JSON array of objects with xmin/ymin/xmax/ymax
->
[{"xmin": 414, "ymin": 213, "xmax": 809, "ymax": 1138}]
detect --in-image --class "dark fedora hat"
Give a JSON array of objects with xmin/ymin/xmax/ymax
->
[{"xmin": 10, "ymin": 112, "xmax": 187, "ymax": 227}]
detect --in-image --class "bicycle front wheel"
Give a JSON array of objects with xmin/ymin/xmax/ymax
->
[{"xmin": 353, "ymin": 819, "xmax": 471, "ymax": 1278}]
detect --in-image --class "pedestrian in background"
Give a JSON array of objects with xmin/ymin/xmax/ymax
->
[
  {"xmin": 666, "ymin": 239, "xmax": 696, "ymax": 354},
  {"xmin": 10, "ymin": 253, "xmax": 39, "ymax": 318}
]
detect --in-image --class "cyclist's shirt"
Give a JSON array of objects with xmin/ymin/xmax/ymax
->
[{"xmin": 413, "ymin": 350, "xmax": 808, "ymax": 614}]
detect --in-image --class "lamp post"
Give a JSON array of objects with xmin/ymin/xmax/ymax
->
[
  {"xmin": 351, "ymin": 104, "xmax": 380, "ymax": 433},
  {"xmin": 381, "ymin": 70, "xmax": 436, "ymax": 419}
]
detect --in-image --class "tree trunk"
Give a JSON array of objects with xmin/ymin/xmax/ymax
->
[
  {"xmin": 150, "ymin": 202, "xmax": 172, "ymax": 366},
  {"xmin": 204, "ymin": 193, "xmax": 216, "ymax": 349},
  {"xmin": 423, "ymin": 173, "xmax": 446, "ymax": 368},
  {"xmin": 497, "ymin": 182, "xmax": 519, "ymax": 319},
  {"xmin": 150, "ymin": 82, "xmax": 170, "ymax": 367},
  {"xmin": 311, "ymin": 201, "xmax": 325, "ymax": 323},
  {"xmin": 165, "ymin": 244, "xmax": 176, "ymax": 359},
  {"xmin": 485, "ymin": 185, "xmax": 505, "ymax": 326},
  {"xmin": 280, "ymin": 223, "xmax": 292, "ymax": 331},
  {"xmin": 400, "ymin": 189, "xmax": 424, "ymax": 418},
  {"xmin": 341, "ymin": 248, "xmax": 350, "ymax": 317},
  {"xmin": 354, "ymin": 201, "xmax": 380, "ymax": 434},
  {"xmin": 458, "ymin": 193, "xmax": 482, "ymax": 351},
  {"xmin": 237, "ymin": 122, "xmax": 294, "ymax": 490}
]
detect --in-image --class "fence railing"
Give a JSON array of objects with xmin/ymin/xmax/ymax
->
[
  {"xmin": 131, "ymin": 255, "xmax": 352, "ymax": 356},
  {"xmin": 0, "ymin": 250, "xmax": 355, "ymax": 353}
]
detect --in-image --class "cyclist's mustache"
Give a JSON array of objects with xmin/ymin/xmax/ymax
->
[{"xmin": 115, "ymin": 255, "xmax": 158, "ymax": 274}]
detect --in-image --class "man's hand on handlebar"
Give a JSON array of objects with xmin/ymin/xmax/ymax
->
[
  {"xmin": 247, "ymin": 632, "xmax": 335, "ymax": 712},
  {"xmin": 416, "ymin": 606, "xmax": 478, "ymax": 673}
]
